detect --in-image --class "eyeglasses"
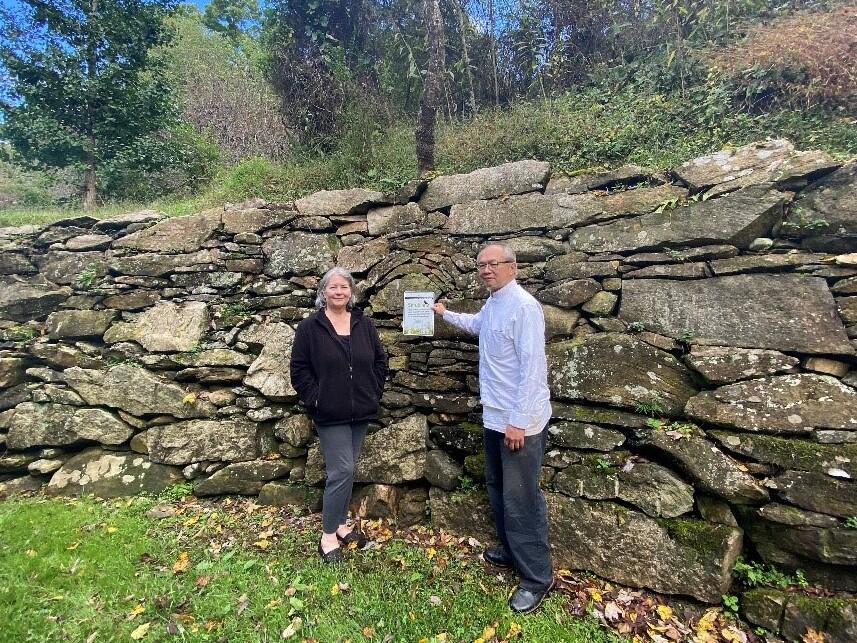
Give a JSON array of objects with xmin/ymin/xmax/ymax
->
[{"xmin": 476, "ymin": 260, "xmax": 514, "ymax": 271}]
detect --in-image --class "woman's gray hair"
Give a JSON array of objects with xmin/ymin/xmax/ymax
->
[{"xmin": 315, "ymin": 266, "xmax": 358, "ymax": 309}]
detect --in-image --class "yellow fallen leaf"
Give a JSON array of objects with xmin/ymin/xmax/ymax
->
[
  {"xmin": 802, "ymin": 629, "xmax": 826, "ymax": 643},
  {"xmin": 254, "ymin": 539, "xmax": 270, "ymax": 550},
  {"xmin": 265, "ymin": 598, "xmax": 282, "ymax": 609},
  {"xmin": 409, "ymin": 611, "xmax": 416, "ymax": 622},
  {"xmin": 362, "ymin": 626, "xmax": 375, "ymax": 638},
  {"xmin": 127, "ymin": 604, "xmax": 145, "ymax": 620},
  {"xmin": 507, "ymin": 621, "xmax": 522, "ymax": 638},
  {"xmin": 281, "ymin": 616, "xmax": 302, "ymax": 639},
  {"xmin": 182, "ymin": 393, "xmax": 197, "ymax": 405},
  {"xmin": 130, "ymin": 622, "xmax": 151, "ymax": 640},
  {"xmin": 480, "ymin": 624, "xmax": 496, "ymax": 640},
  {"xmin": 588, "ymin": 588, "xmax": 603, "ymax": 603},
  {"xmin": 657, "ymin": 604, "xmax": 673, "ymax": 621},
  {"xmin": 426, "ymin": 547, "xmax": 436, "ymax": 560},
  {"xmin": 106, "ymin": 526, "xmax": 118, "ymax": 534},
  {"xmin": 330, "ymin": 583, "xmax": 340, "ymax": 596},
  {"xmin": 66, "ymin": 542, "xmax": 79, "ymax": 550},
  {"xmin": 172, "ymin": 551, "xmax": 190, "ymax": 574},
  {"xmin": 26, "ymin": 549, "xmax": 36, "ymax": 557}
]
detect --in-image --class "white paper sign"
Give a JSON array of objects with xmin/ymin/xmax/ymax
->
[{"xmin": 403, "ymin": 291, "xmax": 435, "ymax": 336}]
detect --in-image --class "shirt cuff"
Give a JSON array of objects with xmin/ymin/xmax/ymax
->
[{"xmin": 508, "ymin": 412, "xmax": 533, "ymax": 430}]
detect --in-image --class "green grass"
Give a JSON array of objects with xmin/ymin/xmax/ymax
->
[{"xmin": 0, "ymin": 495, "xmax": 620, "ymax": 642}]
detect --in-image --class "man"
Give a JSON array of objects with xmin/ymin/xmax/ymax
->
[{"xmin": 432, "ymin": 243, "xmax": 553, "ymax": 614}]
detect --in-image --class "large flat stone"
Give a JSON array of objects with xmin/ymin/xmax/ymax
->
[
  {"xmin": 46, "ymin": 310, "xmax": 116, "ymax": 339},
  {"xmin": 686, "ymin": 374, "xmax": 857, "ymax": 434},
  {"xmin": 0, "ymin": 357, "xmax": 28, "ymax": 388},
  {"xmin": 296, "ymin": 188, "xmax": 385, "ymax": 217},
  {"xmin": 221, "ymin": 207, "xmax": 296, "ymax": 234},
  {"xmin": 632, "ymin": 426, "xmax": 769, "ymax": 504},
  {"xmin": 366, "ymin": 203, "xmax": 445, "ymax": 235},
  {"xmin": 104, "ymin": 301, "xmax": 209, "ymax": 352},
  {"xmin": 0, "ymin": 276, "xmax": 72, "ymax": 322},
  {"xmin": 107, "ymin": 249, "xmax": 219, "ymax": 277},
  {"xmin": 711, "ymin": 431, "xmax": 857, "ymax": 478},
  {"xmin": 674, "ymin": 139, "xmax": 838, "ymax": 196},
  {"xmin": 554, "ymin": 459, "xmax": 694, "ymax": 518},
  {"xmin": 619, "ymin": 275, "xmax": 853, "ymax": 355},
  {"xmin": 147, "ymin": 418, "xmax": 259, "ymax": 465},
  {"xmin": 547, "ymin": 333, "xmax": 697, "ymax": 415},
  {"xmin": 64, "ymin": 365, "xmax": 216, "ymax": 419},
  {"xmin": 771, "ymin": 470, "xmax": 857, "ymax": 518},
  {"xmin": 240, "ymin": 322, "xmax": 296, "ymax": 398},
  {"xmin": 113, "ymin": 209, "xmax": 222, "ymax": 252},
  {"xmin": 568, "ymin": 186, "xmax": 786, "ymax": 253},
  {"xmin": 37, "ymin": 251, "xmax": 107, "ymax": 285},
  {"xmin": 337, "ymin": 238, "xmax": 389, "ymax": 273},
  {"xmin": 548, "ymin": 494, "xmax": 742, "ymax": 603},
  {"xmin": 6, "ymin": 402, "xmax": 135, "ymax": 448},
  {"xmin": 787, "ymin": 162, "xmax": 857, "ymax": 252},
  {"xmin": 684, "ymin": 346, "xmax": 798, "ymax": 384},
  {"xmin": 420, "ymin": 160, "xmax": 550, "ymax": 211},
  {"xmin": 445, "ymin": 185, "xmax": 686, "ymax": 235},
  {"xmin": 262, "ymin": 232, "xmax": 339, "ymax": 277},
  {"xmin": 194, "ymin": 459, "xmax": 296, "ymax": 495},
  {"xmin": 46, "ymin": 448, "xmax": 181, "ymax": 498}
]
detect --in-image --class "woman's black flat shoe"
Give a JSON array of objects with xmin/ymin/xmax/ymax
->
[
  {"xmin": 318, "ymin": 540, "xmax": 343, "ymax": 564},
  {"xmin": 337, "ymin": 529, "xmax": 368, "ymax": 548}
]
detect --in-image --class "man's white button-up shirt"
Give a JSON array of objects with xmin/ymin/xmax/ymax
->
[{"xmin": 442, "ymin": 280, "xmax": 552, "ymax": 435}]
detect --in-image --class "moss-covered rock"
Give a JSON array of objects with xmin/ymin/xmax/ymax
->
[{"xmin": 741, "ymin": 588, "xmax": 786, "ymax": 633}]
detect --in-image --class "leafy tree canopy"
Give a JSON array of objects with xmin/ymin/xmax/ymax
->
[{"xmin": 0, "ymin": 0, "xmax": 179, "ymax": 204}]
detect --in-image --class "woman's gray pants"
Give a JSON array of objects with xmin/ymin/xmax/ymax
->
[{"xmin": 317, "ymin": 421, "xmax": 369, "ymax": 533}]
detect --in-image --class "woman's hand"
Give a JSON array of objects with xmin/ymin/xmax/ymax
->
[{"xmin": 432, "ymin": 302, "xmax": 447, "ymax": 315}]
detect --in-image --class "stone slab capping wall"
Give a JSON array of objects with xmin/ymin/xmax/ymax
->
[{"xmin": 2, "ymin": 139, "xmax": 856, "ymax": 609}]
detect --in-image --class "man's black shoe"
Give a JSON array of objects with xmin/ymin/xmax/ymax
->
[
  {"xmin": 481, "ymin": 545, "xmax": 514, "ymax": 568},
  {"xmin": 508, "ymin": 579, "xmax": 554, "ymax": 614}
]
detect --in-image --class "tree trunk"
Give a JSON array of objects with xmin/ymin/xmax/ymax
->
[
  {"xmin": 488, "ymin": 0, "xmax": 499, "ymax": 107},
  {"xmin": 416, "ymin": 0, "xmax": 446, "ymax": 176},
  {"xmin": 83, "ymin": 0, "xmax": 98, "ymax": 209},
  {"xmin": 454, "ymin": 0, "xmax": 477, "ymax": 114},
  {"xmin": 83, "ymin": 146, "xmax": 97, "ymax": 209}
]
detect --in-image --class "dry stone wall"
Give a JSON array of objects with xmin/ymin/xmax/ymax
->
[{"xmin": 1, "ymin": 139, "xmax": 856, "ymax": 606}]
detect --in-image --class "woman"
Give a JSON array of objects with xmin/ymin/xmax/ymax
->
[{"xmin": 289, "ymin": 266, "xmax": 388, "ymax": 563}]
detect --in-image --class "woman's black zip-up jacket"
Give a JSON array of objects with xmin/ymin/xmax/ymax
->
[{"xmin": 289, "ymin": 308, "xmax": 388, "ymax": 426}]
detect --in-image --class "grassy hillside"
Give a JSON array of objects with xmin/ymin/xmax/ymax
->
[{"xmin": 2, "ymin": 83, "xmax": 855, "ymax": 227}]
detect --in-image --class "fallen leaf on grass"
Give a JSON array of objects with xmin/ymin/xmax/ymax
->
[
  {"xmin": 656, "ymin": 604, "xmax": 673, "ymax": 621},
  {"xmin": 172, "ymin": 552, "xmax": 190, "ymax": 574},
  {"xmin": 362, "ymin": 626, "xmax": 375, "ymax": 639},
  {"xmin": 126, "ymin": 604, "xmax": 145, "ymax": 620},
  {"xmin": 266, "ymin": 598, "xmax": 283, "ymax": 609},
  {"xmin": 428, "ymin": 595, "xmax": 442, "ymax": 606},
  {"xmin": 195, "ymin": 575, "xmax": 211, "ymax": 588},
  {"xmin": 254, "ymin": 539, "xmax": 270, "ymax": 550},
  {"xmin": 281, "ymin": 616, "xmax": 302, "ymax": 639},
  {"xmin": 506, "ymin": 621, "xmax": 522, "ymax": 638},
  {"xmin": 237, "ymin": 593, "xmax": 250, "ymax": 617},
  {"xmin": 130, "ymin": 622, "xmax": 151, "ymax": 640}
]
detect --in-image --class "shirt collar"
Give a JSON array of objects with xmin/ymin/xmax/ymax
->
[{"xmin": 490, "ymin": 279, "xmax": 518, "ymax": 300}]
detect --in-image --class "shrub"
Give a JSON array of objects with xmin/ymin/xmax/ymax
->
[{"xmin": 707, "ymin": 5, "xmax": 857, "ymax": 109}]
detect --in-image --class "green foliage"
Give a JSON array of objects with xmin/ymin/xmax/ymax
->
[
  {"xmin": 722, "ymin": 594, "xmax": 739, "ymax": 614},
  {"xmin": 594, "ymin": 457, "xmax": 612, "ymax": 471},
  {"xmin": 844, "ymin": 516, "xmax": 857, "ymax": 529},
  {"xmin": 73, "ymin": 263, "xmax": 99, "ymax": 291},
  {"xmin": 627, "ymin": 321, "xmax": 645, "ymax": 333},
  {"xmin": 456, "ymin": 475, "xmax": 477, "ymax": 493},
  {"xmin": 202, "ymin": 0, "xmax": 260, "ymax": 43},
  {"xmin": 98, "ymin": 124, "xmax": 221, "ymax": 201},
  {"xmin": 0, "ymin": 0, "xmax": 179, "ymax": 203},
  {"xmin": 4, "ymin": 325, "xmax": 37, "ymax": 344},
  {"xmin": 635, "ymin": 396, "xmax": 666, "ymax": 417},
  {"xmin": 220, "ymin": 301, "xmax": 253, "ymax": 324},
  {"xmin": 157, "ymin": 482, "xmax": 194, "ymax": 501},
  {"xmin": 732, "ymin": 558, "xmax": 809, "ymax": 589}
]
